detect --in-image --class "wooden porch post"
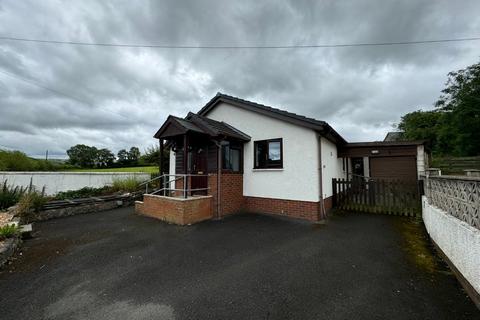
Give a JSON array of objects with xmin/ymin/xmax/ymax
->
[
  {"xmin": 183, "ymin": 134, "xmax": 188, "ymax": 198},
  {"xmin": 159, "ymin": 139, "xmax": 164, "ymax": 174},
  {"xmin": 159, "ymin": 138, "xmax": 164, "ymax": 195}
]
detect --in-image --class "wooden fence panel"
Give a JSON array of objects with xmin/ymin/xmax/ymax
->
[{"xmin": 332, "ymin": 178, "xmax": 422, "ymax": 217}]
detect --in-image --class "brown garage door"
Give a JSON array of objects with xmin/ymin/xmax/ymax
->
[{"xmin": 370, "ymin": 156, "xmax": 417, "ymax": 181}]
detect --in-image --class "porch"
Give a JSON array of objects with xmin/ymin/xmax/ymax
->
[{"xmin": 135, "ymin": 113, "xmax": 250, "ymax": 224}]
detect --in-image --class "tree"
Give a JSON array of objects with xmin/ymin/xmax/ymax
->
[
  {"xmin": 397, "ymin": 110, "xmax": 442, "ymax": 148},
  {"xmin": 141, "ymin": 145, "xmax": 160, "ymax": 164},
  {"xmin": 397, "ymin": 60, "xmax": 480, "ymax": 156},
  {"xmin": 96, "ymin": 148, "xmax": 115, "ymax": 167},
  {"xmin": 140, "ymin": 144, "xmax": 168, "ymax": 171},
  {"xmin": 435, "ymin": 61, "xmax": 480, "ymax": 156},
  {"xmin": 67, "ymin": 144, "xmax": 98, "ymax": 168},
  {"xmin": 117, "ymin": 149, "xmax": 129, "ymax": 165},
  {"xmin": 127, "ymin": 147, "xmax": 141, "ymax": 165}
]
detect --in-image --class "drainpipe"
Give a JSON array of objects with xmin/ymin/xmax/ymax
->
[
  {"xmin": 213, "ymin": 139, "xmax": 222, "ymax": 219},
  {"xmin": 317, "ymin": 135, "xmax": 325, "ymax": 221}
]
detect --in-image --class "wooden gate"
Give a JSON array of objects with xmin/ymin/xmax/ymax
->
[{"xmin": 332, "ymin": 178, "xmax": 423, "ymax": 217}]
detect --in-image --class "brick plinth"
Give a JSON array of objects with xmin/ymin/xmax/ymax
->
[
  {"xmin": 244, "ymin": 196, "xmax": 321, "ymax": 222},
  {"xmin": 136, "ymin": 194, "xmax": 212, "ymax": 225}
]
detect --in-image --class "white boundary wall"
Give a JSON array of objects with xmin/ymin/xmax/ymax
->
[
  {"xmin": 0, "ymin": 172, "xmax": 151, "ymax": 195},
  {"xmin": 422, "ymin": 196, "xmax": 480, "ymax": 295}
]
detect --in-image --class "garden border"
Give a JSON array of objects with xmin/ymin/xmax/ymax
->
[
  {"xmin": 0, "ymin": 237, "xmax": 21, "ymax": 268},
  {"xmin": 31, "ymin": 192, "xmax": 141, "ymax": 222}
]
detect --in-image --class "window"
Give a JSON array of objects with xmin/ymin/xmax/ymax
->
[
  {"xmin": 222, "ymin": 142, "xmax": 241, "ymax": 172},
  {"xmin": 254, "ymin": 138, "xmax": 283, "ymax": 169}
]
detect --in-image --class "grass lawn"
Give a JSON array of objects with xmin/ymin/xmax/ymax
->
[{"xmin": 68, "ymin": 166, "xmax": 159, "ymax": 173}]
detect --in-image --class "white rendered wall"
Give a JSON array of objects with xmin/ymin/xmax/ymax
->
[
  {"xmin": 320, "ymin": 137, "xmax": 347, "ymax": 199},
  {"xmin": 169, "ymin": 149, "xmax": 176, "ymax": 190},
  {"xmin": 0, "ymin": 172, "xmax": 151, "ymax": 195},
  {"xmin": 206, "ymin": 102, "xmax": 320, "ymax": 202},
  {"xmin": 422, "ymin": 196, "xmax": 480, "ymax": 296},
  {"xmin": 417, "ymin": 145, "xmax": 426, "ymax": 177}
]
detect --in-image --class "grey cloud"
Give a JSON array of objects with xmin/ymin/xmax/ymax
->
[{"xmin": 0, "ymin": 0, "xmax": 479, "ymax": 157}]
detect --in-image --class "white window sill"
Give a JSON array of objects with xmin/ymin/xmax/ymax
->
[{"xmin": 252, "ymin": 168, "xmax": 284, "ymax": 172}]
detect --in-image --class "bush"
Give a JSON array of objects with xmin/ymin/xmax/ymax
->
[
  {"xmin": 0, "ymin": 180, "xmax": 27, "ymax": 210},
  {"xmin": 15, "ymin": 182, "xmax": 47, "ymax": 222},
  {"xmin": 0, "ymin": 149, "xmax": 73, "ymax": 171},
  {"xmin": 111, "ymin": 177, "xmax": 142, "ymax": 192},
  {"xmin": 54, "ymin": 186, "xmax": 111, "ymax": 200},
  {"xmin": 0, "ymin": 224, "xmax": 20, "ymax": 240},
  {"xmin": 0, "ymin": 150, "xmax": 36, "ymax": 171},
  {"xmin": 18, "ymin": 190, "xmax": 47, "ymax": 213}
]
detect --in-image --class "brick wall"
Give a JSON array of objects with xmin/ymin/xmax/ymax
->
[
  {"xmin": 174, "ymin": 176, "xmax": 191, "ymax": 197},
  {"xmin": 208, "ymin": 174, "xmax": 218, "ymax": 217},
  {"xmin": 208, "ymin": 173, "xmax": 244, "ymax": 217},
  {"xmin": 244, "ymin": 196, "xmax": 320, "ymax": 222},
  {"xmin": 144, "ymin": 172, "xmax": 325, "ymax": 224},
  {"xmin": 220, "ymin": 173, "xmax": 244, "ymax": 216},
  {"xmin": 136, "ymin": 194, "xmax": 212, "ymax": 225}
]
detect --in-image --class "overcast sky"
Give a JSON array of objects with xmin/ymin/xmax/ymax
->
[{"xmin": 0, "ymin": 0, "xmax": 479, "ymax": 158}]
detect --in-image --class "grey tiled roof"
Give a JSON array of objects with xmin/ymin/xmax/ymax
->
[
  {"xmin": 187, "ymin": 112, "xmax": 251, "ymax": 141},
  {"xmin": 197, "ymin": 92, "xmax": 346, "ymax": 144},
  {"xmin": 384, "ymin": 131, "xmax": 405, "ymax": 142}
]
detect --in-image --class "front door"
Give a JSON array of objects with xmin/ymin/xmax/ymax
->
[
  {"xmin": 351, "ymin": 157, "xmax": 364, "ymax": 178},
  {"xmin": 190, "ymin": 147, "xmax": 208, "ymax": 195}
]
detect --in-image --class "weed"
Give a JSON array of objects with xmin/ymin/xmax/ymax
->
[
  {"xmin": 111, "ymin": 177, "xmax": 142, "ymax": 192},
  {"xmin": 0, "ymin": 224, "xmax": 20, "ymax": 240},
  {"xmin": 0, "ymin": 180, "xmax": 27, "ymax": 210}
]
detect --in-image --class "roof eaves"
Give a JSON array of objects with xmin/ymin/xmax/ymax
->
[
  {"xmin": 345, "ymin": 140, "xmax": 426, "ymax": 147},
  {"xmin": 197, "ymin": 93, "xmax": 350, "ymax": 144},
  {"xmin": 219, "ymin": 121, "xmax": 251, "ymax": 141},
  {"xmin": 199, "ymin": 95, "xmax": 325, "ymax": 130}
]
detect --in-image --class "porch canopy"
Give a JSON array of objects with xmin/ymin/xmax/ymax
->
[
  {"xmin": 154, "ymin": 112, "xmax": 250, "ymax": 142},
  {"xmin": 154, "ymin": 112, "xmax": 250, "ymax": 176}
]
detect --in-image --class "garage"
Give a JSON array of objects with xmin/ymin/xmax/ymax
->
[
  {"xmin": 338, "ymin": 140, "xmax": 428, "ymax": 182},
  {"xmin": 370, "ymin": 156, "xmax": 417, "ymax": 181}
]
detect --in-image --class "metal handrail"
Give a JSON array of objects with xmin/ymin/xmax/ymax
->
[{"xmin": 142, "ymin": 174, "xmax": 210, "ymax": 198}]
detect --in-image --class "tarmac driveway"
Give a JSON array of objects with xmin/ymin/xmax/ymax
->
[{"xmin": 0, "ymin": 207, "xmax": 478, "ymax": 320}]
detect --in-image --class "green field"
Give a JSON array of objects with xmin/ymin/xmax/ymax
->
[{"xmin": 68, "ymin": 166, "xmax": 159, "ymax": 173}]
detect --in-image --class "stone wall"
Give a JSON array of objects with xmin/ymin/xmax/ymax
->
[
  {"xmin": 0, "ymin": 237, "xmax": 21, "ymax": 268},
  {"xmin": 31, "ymin": 194, "xmax": 137, "ymax": 222}
]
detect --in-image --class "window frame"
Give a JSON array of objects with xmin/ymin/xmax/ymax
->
[
  {"xmin": 221, "ymin": 141, "xmax": 243, "ymax": 173},
  {"xmin": 253, "ymin": 138, "xmax": 283, "ymax": 169}
]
